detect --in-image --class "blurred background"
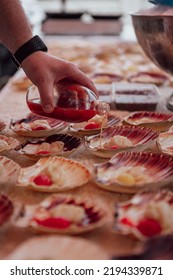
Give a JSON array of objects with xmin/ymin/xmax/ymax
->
[{"xmin": 0, "ymin": 0, "xmax": 153, "ymax": 88}]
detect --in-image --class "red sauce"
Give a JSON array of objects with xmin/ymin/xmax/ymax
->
[
  {"xmin": 33, "ymin": 174, "xmax": 52, "ymax": 186},
  {"xmin": 36, "ymin": 151, "xmax": 51, "ymax": 155},
  {"xmin": 110, "ymin": 145, "xmax": 119, "ymax": 150},
  {"xmin": 84, "ymin": 122, "xmax": 100, "ymax": 130},
  {"xmin": 27, "ymin": 99, "xmax": 97, "ymax": 123},
  {"xmin": 34, "ymin": 217, "xmax": 71, "ymax": 229},
  {"xmin": 137, "ymin": 218, "xmax": 162, "ymax": 237},
  {"xmin": 120, "ymin": 217, "xmax": 134, "ymax": 227},
  {"xmin": 32, "ymin": 126, "xmax": 47, "ymax": 131}
]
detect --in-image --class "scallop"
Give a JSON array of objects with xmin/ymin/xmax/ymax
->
[
  {"xmin": 93, "ymin": 151, "xmax": 173, "ymax": 193},
  {"xmin": 128, "ymin": 71, "xmax": 168, "ymax": 85},
  {"xmin": 0, "ymin": 194, "xmax": 13, "ymax": 227},
  {"xmin": 0, "ymin": 135, "xmax": 19, "ymax": 153},
  {"xmin": 114, "ymin": 190, "xmax": 173, "ymax": 240},
  {"xmin": 15, "ymin": 134, "xmax": 82, "ymax": 161},
  {"xmin": 15, "ymin": 194, "xmax": 107, "ymax": 234},
  {"xmin": 17, "ymin": 156, "xmax": 90, "ymax": 192},
  {"xmin": 85, "ymin": 125, "xmax": 158, "ymax": 158},
  {"xmin": 123, "ymin": 111, "xmax": 173, "ymax": 132},
  {"xmin": 157, "ymin": 131, "xmax": 173, "ymax": 156},
  {"xmin": 6, "ymin": 235, "xmax": 108, "ymax": 260},
  {"xmin": 0, "ymin": 121, "xmax": 6, "ymax": 132},
  {"xmin": 12, "ymin": 75, "xmax": 32, "ymax": 91},
  {"xmin": 0, "ymin": 156, "xmax": 20, "ymax": 187},
  {"xmin": 69, "ymin": 114, "xmax": 120, "ymax": 136},
  {"xmin": 10, "ymin": 113, "xmax": 67, "ymax": 137},
  {"xmin": 91, "ymin": 72, "xmax": 123, "ymax": 84}
]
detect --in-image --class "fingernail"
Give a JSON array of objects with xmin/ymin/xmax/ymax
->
[{"xmin": 44, "ymin": 104, "xmax": 54, "ymax": 113}]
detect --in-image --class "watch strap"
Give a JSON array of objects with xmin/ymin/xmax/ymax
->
[{"xmin": 11, "ymin": 35, "xmax": 48, "ymax": 68}]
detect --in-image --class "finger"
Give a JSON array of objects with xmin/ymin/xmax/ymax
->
[{"xmin": 37, "ymin": 84, "xmax": 55, "ymax": 113}]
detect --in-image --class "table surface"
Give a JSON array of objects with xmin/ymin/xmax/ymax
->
[{"xmin": 0, "ymin": 44, "xmax": 172, "ymax": 260}]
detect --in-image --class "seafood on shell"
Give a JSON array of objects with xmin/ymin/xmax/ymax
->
[
  {"xmin": 93, "ymin": 151, "xmax": 173, "ymax": 193},
  {"xmin": 15, "ymin": 194, "xmax": 107, "ymax": 234},
  {"xmin": 69, "ymin": 114, "xmax": 120, "ymax": 136},
  {"xmin": 17, "ymin": 156, "xmax": 90, "ymax": 192},
  {"xmin": 85, "ymin": 125, "xmax": 158, "ymax": 158},
  {"xmin": 0, "ymin": 156, "xmax": 20, "ymax": 187},
  {"xmin": 114, "ymin": 190, "xmax": 173, "ymax": 240},
  {"xmin": 15, "ymin": 134, "xmax": 82, "ymax": 160},
  {"xmin": 0, "ymin": 135, "xmax": 19, "ymax": 153},
  {"xmin": 0, "ymin": 121, "xmax": 6, "ymax": 132},
  {"xmin": 10, "ymin": 113, "xmax": 67, "ymax": 137},
  {"xmin": 0, "ymin": 194, "xmax": 14, "ymax": 227},
  {"xmin": 157, "ymin": 125, "xmax": 173, "ymax": 156},
  {"xmin": 12, "ymin": 75, "xmax": 31, "ymax": 91},
  {"xmin": 91, "ymin": 72, "xmax": 123, "ymax": 84},
  {"xmin": 128, "ymin": 71, "xmax": 168, "ymax": 85},
  {"xmin": 123, "ymin": 111, "xmax": 173, "ymax": 132}
]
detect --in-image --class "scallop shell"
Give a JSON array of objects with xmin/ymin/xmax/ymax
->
[
  {"xmin": 10, "ymin": 113, "xmax": 67, "ymax": 137},
  {"xmin": 0, "ymin": 135, "xmax": 19, "ymax": 153},
  {"xmin": 123, "ymin": 111, "xmax": 173, "ymax": 132},
  {"xmin": 0, "ymin": 194, "xmax": 13, "ymax": 227},
  {"xmin": 0, "ymin": 121, "xmax": 6, "ymax": 132},
  {"xmin": 91, "ymin": 72, "xmax": 123, "ymax": 84},
  {"xmin": 6, "ymin": 235, "xmax": 108, "ymax": 260},
  {"xmin": 17, "ymin": 156, "xmax": 90, "ymax": 192},
  {"xmin": 0, "ymin": 156, "xmax": 20, "ymax": 187},
  {"xmin": 93, "ymin": 151, "xmax": 173, "ymax": 193},
  {"xmin": 114, "ymin": 190, "xmax": 173, "ymax": 240},
  {"xmin": 16, "ymin": 194, "xmax": 107, "ymax": 234},
  {"xmin": 69, "ymin": 115, "xmax": 120, "ymax": 136},
  {"xmin": 85, "ymin": 125, "xmax": 158, "ymax": 158},
  {"xmin": 15, "ymin": 134, "xmax": 82, "ymax": 161},
  {"xmin": 157, "ymin": 132, "xmax": 173, "ymax": 156},
  {"xmin": 128, "ymin": 71, "xmax": 168, "ymax": 85},
  {"xmin": 12, "ymin": 76, "xmax": 31, "ymax": 91}
]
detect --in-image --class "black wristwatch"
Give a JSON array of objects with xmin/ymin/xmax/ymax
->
[{"xmin": 11, "ymin": 35, "xmax": 48, "ymax": 68}]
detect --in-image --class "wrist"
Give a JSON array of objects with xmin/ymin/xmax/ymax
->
[{"xmin": 11, "ymin": 35, "xmax": 48, "ymax": 69}]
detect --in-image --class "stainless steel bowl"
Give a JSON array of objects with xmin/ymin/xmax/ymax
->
[{"xmin": 131, "ymin": 12, "xmax": 173, "ymax": 75}]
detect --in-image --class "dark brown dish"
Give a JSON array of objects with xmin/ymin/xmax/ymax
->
[{"xmin": 113, "ymin": 83, "xmax": 160, "ymax": 111}]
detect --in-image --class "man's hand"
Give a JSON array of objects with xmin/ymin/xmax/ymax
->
[{"xmin": 22, "ymin": 52, "xmax": 98, "ymax": 113}]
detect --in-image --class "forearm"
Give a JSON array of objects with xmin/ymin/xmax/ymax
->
[
  {"xmin": 0, "ymin": 1, "xmax": 98, "ymax": 114},
  {"xmin": 0, "ymin": 0, "xmax": 33, "ymax": 53}
]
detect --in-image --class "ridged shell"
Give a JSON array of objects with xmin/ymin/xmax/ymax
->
[
  {"xmin": 17, "ymin": 156, "xmax": 90, "ymax": 192},
  {"xmin": 93, "ymin": 151, "xmax": 173, "ymax": 193},
  {"xmin": 0, "ymin": 156, "xmax": 20, "ymax": 187},
  {"xmin": 15, "ymin": 134, "xmax": 82, "ymax": 161},
  {"xmin": 10, "ymin": 113, "xmax": 67, "ymax": 137},
  {"xmin": 69, "ymin": 115, "xmax": 120, "ymax": 136},
  {"xmin": 0, "ymin": 135, "xmax": 19, "ymax": 153},
  {"xmin": 0, "ymin": 121, "xmax": 6, "ymax": 132},
  {"xmin": 0, "ymin": 194, "xmax": 13, "ymax": 227},
  {"xmin": 123, "ymin": 111, "xmax": 173, "ymax": 132},
  {"xmin": 12, "ymin": 76, "xmax": 31, "ymax": 91},
  {"xmin": 6, "ymin": 235, "xmax": 108, "ymax": 260},
  {"xmin": 128, "ymin": 71, "xmax": 168, "ymax": 85},
  {"xmin": 157, "ymin": 132, "xmax": 173, "ymax": 156},
  {"xmin": 91, "ymin": 72, "xmax": 123, "ymax": 84},
  {"xmin": 114, "ymin": 190, "xmax": 173, "ymax": 240},
  {"xmin": 16, "ymin": 194, "xmax": 107, "ymax": 234},
  {"xmin": 85, "ymin": 125, "xmax": 159, "ymax": 158}
]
